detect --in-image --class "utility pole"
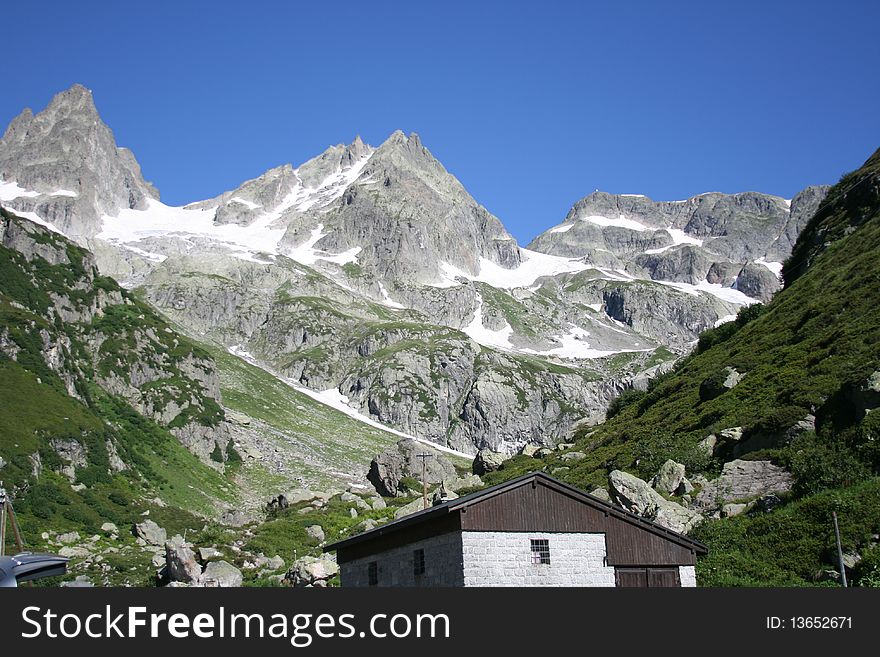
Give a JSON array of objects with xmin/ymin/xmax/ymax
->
[
  {"xmin": 416, "ymin": 454, "xmax": 431, "ymax": 509},
  {"xmin": 832, "ymin": 511, "xmax": 848, "ymax": 587},
  {"xmin": 0, "ymin": 482, "xmax": 24, "ymax": 557}
]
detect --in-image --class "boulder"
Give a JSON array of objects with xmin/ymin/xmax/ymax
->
[
  {"xmin": 608, "ymin": 470, "xmax": 703, "ymax": 534},
  {"xmin": 368, "ymin": 438, "xmax": 456, "ymax": 497},
  {"xmin": 165, "ymin": 538, "xmax": 202, "ymax": 583},
  {"xmin": 446, "ymin": 473, "xmax": 483, "ymax": 492},
  {"xmin": 559, "ymin": 451, "xmax": 586, "ymax": 462},
  {"xmin": 556, "ymin": 443, "xmax": 575, "ymax": 451},
  {"xmin": 697, "ymin": 435, "xmax": 717, "ymax": 457},
  {"xmin": 472, "ymin": 448, "xmax": 506, "ymax": 475},
  {"xmin": 699, "ymin": 367, "xmax": 744, "ymax": 401},
  {"xmin": 219, "ymin": 509, "xmax": 249, "ymax": 526},
  {"xmin": 356, "ymin": 519, "xmax": 378, "ymax": 534},
  {"xmin": 520, "ymin": 444, "xmax": 541, "ymax": 458},
  {"xmin": 58, "ymin": 531, "xmax": 81, "ymax": 545},
  {"xmin": 589, "ymin": 487, "xmax": 612, "ymax": 503},
  {"xmin": 263, "ymin": 555, "xmax": 285, "ymax": 572},
  {"xmin": 198, "ymin": 547, "xmax": 222, "ymax": 563},
  {"xmin": 286, "ymin": 556, "xmax": 339, "ymax": 587},
  {"xmin": 394, "ymin": 497, "xmax": 428, "ymax": 519},
  {"xmin": 202, "ymin": 560, "xmax": 243, "ymax": 587},
  {"xmin": 58, "ymin": 546, "xmax": 89, "ymax": 558},
  {"xmin": 340, "ymin": 492, "xmax": 370, "ymax": 510},
  {"xmin": 134, "ymin": 520, "xmax": 167, "ymax": 546},
  {"xmin": 371, "ymin": 496, "xmax": 387, "ymax": 510},
  {"xmin": 100, "ymin": 522, "xmax": 118, "ymax": 535},
  {"xmin": 694, "ymin": 460, "xmax": 793, "ymax": 511},
  {"xmin": 305, "ymin": 525, "xmax": 325, "ymax": 543},
  {"xmin": 551, "ymin": 467, "xmax": 570, "ymax": 476},
  {"xmin": 651, "ymin": 460, "xmax": 686, "ymax": 494},
  {"xmin": 721, "ymin": 502, "xmax": 752, "ymax": 518}
]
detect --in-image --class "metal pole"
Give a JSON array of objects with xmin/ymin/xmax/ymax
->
[
  {"xmin": 7, "ymin": 500, "xmax": 24, "ymax": 554},
  {"xmin": 0, "ymin": 483, "xmax": 7, "ymax": 557},
  {"xmin": 832, "ymin": 511, "xmax": 848, "ymax": 588},
  {"xmin": 0, "ymin": 500, "xmax": 6, "ymax": 557},
  {"xmin": 416, "ymin": 454, "xmax": 431, "ymax": 509}
]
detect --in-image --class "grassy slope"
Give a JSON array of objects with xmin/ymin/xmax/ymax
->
[
  {"xmin": 476, "ymin": 148, "xmax": 880, "ymax": 585},
  {"xmin": 206, "ymin": 345, "xmax": 402, "ymax": 493},
  {"xmin": 0, "ymin": 209, "xmax": 235, "ymax": 559}
]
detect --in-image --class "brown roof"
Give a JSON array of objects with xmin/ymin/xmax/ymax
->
[{"xmin": 324, "ymin": 471, "xmax": 708, "ymax": 555}]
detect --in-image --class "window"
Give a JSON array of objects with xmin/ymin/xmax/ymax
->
[
  {"xmin": 530, "ymin": 539, "xmax": 550, "ymax": 565},
  {"xmin": 413, "ymin": 548, "xmax": 426, "ymax": 576},
  {"xmin": 368, "ymin": 561, "xmax": 378, "ymax": 586}
]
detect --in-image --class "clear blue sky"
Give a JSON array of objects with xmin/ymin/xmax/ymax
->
[{"xmin": 3, "ymin": 0, "xmax": 878, "ymax": 243}]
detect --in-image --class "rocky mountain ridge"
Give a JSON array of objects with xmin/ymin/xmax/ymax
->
[{"xmin": 0, "ymin": 84, "xmax": 828, "ymax": 455}]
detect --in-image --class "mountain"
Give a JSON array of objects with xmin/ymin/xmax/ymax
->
[
  {"xmin": 0, "ymin": 84, "xmax": 829, "ymax": 457},
  {"xmin": 528, "ymin": 187, "xmax": 829, "ymax": 302},
  {"xmin": 0, "ymin": 84, "xmax": 158, "ymax": 240},
  {"xmin": 479, "ymin": 147, "xmax": 880, "ymax": 585}
]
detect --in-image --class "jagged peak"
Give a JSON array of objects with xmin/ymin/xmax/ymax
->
[{"xmin": 45, "ymin": 83, "xmax": 99, "ymax": 119}]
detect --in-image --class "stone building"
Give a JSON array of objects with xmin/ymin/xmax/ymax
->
[{"xmin": 324, "ymin": 472, "xmax": 707, "ymax": 587}]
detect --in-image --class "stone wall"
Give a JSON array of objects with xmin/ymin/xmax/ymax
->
[
  {"xmin": 461, "ymin": 531, "xmax": 616, "ymax": 587},
  {"xmin": 679, "ymin": 565, "xmax": 697, "ymax": 587},
  {"xmin": 339, "ymin": 531, "xmax": 464, "ymax": 587}
]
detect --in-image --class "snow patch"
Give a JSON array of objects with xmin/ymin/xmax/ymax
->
[
  {"xmin": 378, "ymin": 282, "xmax": 405, "ymax": 309},
  {"xmin": 50, "ymin": 189, "xmax": 78, "ymax": 197},
  {"xmin": 755, "ymin": 257, "xmax": 783, "ymax": 277},
  {"xmin": 655, "ymin": 279, "xmax": 759, "ymax": 305},
  {"xmin": 548, "ymin": 223, "xmax": 574, "ymax": 234},
  {"xmin": 714, "ymin": 314, "xmax": 737, "ymax": 327},
  {"xmin": 0, "ymin": 179, "xmax": 40, "ymax": 200},
  {"xmin": 581, "ymin": 214, "xmax": 649, "ymax": 231},
  {"xmin": 436, "ymin": 249, "xmax": 590, "ymax": 290},
  {"xmin": 462, "ymin": 296, "xmax": 514, "ymax": 350},
  {"xmin": 230, "ymin": 197, "xmax": 261, "ymax": 210},
  {"xmin": 523, "ymin": 325, "xmax": 642, "ymax": 359}
]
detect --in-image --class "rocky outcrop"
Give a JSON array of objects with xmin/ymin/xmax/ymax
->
[
  {"xmin": 472, "ymin": 448, "xmax": 506, "ymax": 475},
  {"xmin": 134, "ymin": 520, "xmax": 167, "ymax": 546},
  {"xmin": 651, "ymin": 460, "xmax": 686, "ymax": 495},
  {"xmin": 694, "ymin": 460, "xmax": 794, "ymax": 511},
  {"xmin": 285, "ymin": 556, "xmax": 339, "ymax": 587},
  {"xmin": 367, "ymin": 438, "xmax": 457, "ymax": 496},
  {"xmin": 608, "ymin": 470, "xmax": 703, "ymax": 534},
  {"xmin": 202, "ymin": 560, "xmax": 243, "ymax": 587}
]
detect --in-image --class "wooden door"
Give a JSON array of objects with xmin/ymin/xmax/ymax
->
[
  {"xmin": 615, "ymin": 567, "xmax": 648, "ymax": 587},
  {"xmin": 615, "ymin": 567, "xmax": 681, "ymax": 587}
]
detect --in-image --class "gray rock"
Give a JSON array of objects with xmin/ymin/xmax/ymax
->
[
  {"xmin": 521, "ymin": 444, "xmax": 541, "ymax": 457},
  {"xmin": 559, "ymin": 451, "xmax": 586, "ymax": 462},
  {"xmin": 133, "ymin": 520, "xmax": 167, "ymax": 546},
  {"xmin": 472, "ymin": 448, "xmax": 506, "ymax": 475},
  {"xmin": 589, "ymin": 487, "xmax": 612, "ymax": 503},
  {"xmin": 356, "ymin": 519, "xmax": 378, "ymax": 534},
  {"xmin": 58, "ymin": 531, "xmax": 81, "ymax": 545},
  {"xmin": 58, "ymin": 546, "xmax": 89, "ymax": 558},
  {"xmin": 551, "ymin": 467, "xmax": 570, "ymax": 476},
  {"xmin": 371, "ymin": 496, "xmax": 387, "ymax": 510},
  {"xmin": 202, "ymin": 560, "xmax": 243, "ymax": 587},
  {"xmin": 608, "ymin": 470, "xmax": 703, "ymax": 534},
  {"xmin": 394, "ymin": 497, "xmax": 429, "ymax": 519},
  {"xmin": 368, "ymin": 438, "xmax": 457, "ymax": 497},
  {"xmin": 556, "ymin": 443, "xmax": 575, "ymax": 451},
  {"xmin": 721, "ymin": 502, "xmax": 752, "ymax": 518},
  {"xmin": 695, "ymin": 460, "xmax": 793, "ymax": 511},
  {"xmin": 286, "ymin": 556, "xmax": 339, "ymax": 587},
  {"xmin": 349, "ymin": 508, "xmax": 358, "ymax": 519},
  {"xmin": 651, "ymin": 459, "xmax": 686, "ymax": 494},
  {"xmin": 340, "ymin": 492, "xmax": 370, "ymax": 510},
  {"xmin": 305, "ymin": 525, "xmax": 325, "ymax": 543},
  {"xmin": 198, "ymin": 547, "xmax": 222, "ymax": 562},
  {"xmin": 100, "ymin": 522, "xmax": 118, "ymax": 535},
  {"xmin": 165, "ymin": 538, "xmax": 202, "ymax": 583}
]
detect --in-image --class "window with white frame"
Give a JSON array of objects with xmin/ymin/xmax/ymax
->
[{"xmin": 530, "ymin": 538, "xmax": 551, "ymax": 565}]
